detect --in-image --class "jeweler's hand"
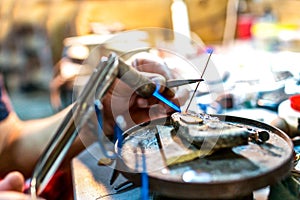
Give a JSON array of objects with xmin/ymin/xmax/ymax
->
[
  {"xmin": 0, "ymin": 171, "xmax": 24, "ymax": 192},
  {"xmin": 101, "ymin": 56, "xmax": 189, "ymax": 136},
  {"xmin": 0, "ymin": 171, "xmax": 45, "ymax": 200},
  {"xmin": 0, "ymin": 192, "xmax": 45, "ymax": 200}
]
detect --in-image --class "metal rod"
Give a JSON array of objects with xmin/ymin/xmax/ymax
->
[
  {"xmin": 155, "ymin": 126, "xmax": 168, "ymax": 166},
  {"xmin": 185, "ymin": 49, "xmax": 213, "ymax": 113}
]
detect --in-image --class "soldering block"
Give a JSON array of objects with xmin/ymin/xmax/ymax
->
[{"xmin": 170, "ymin": 112, "xmax": 250, "ymax": 150}]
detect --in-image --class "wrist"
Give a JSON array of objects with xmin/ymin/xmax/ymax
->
[{"xmin": 0, "ymin": 112, "xmax": 23, "ymax": 154}]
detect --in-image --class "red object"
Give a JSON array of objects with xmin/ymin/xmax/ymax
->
[
  {"xmin": 290, "ymin": 95, "xmax": 300, "ymax": 112},
  {"xmin": 22, "ymin": 170, "xmax": 73, "ymax": 199},
  {"xmin": 237, "ymin": 14, "xmax": 253, "ymax": 39},
  {"xmin": 39, "ymin": 170, "xmax": 73, "ymax": 200}
]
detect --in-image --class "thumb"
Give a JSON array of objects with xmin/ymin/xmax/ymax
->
[
  {"xmin": 0, "ymin": 171, "xmax": 24, "ymax": 192},
  {"xmin": 139, "ymin": 72, "xmax": 166, "ymax": 93},
  {"xmin": 0, "ymin": 191, "xmax": 45, "ymax": 200}
]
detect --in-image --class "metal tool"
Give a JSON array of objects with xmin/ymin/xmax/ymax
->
[
  {"xmin": 185, "ymin": 49, "xmax": 213, "ymax": 112},
  {"xmin": 166, "ymin": 78, "xmax": 204, "ymax": 88},
  {"xmin": 29, "ymin": 52, "xmax": 156, "ymax": 197},
  {"xmin": 153, "ymin": 78, "xmax": 205, "ymax": 113}
]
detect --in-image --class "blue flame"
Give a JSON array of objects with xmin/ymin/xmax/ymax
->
[{"xmin": 152, "ymin": 85, "xmax": 181, "ymax": 112}]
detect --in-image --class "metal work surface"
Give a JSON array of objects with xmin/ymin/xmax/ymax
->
[
  {"xmin": 71, "ymin": 115, "xmax": 294, "ymax": 199},
  {"xmin": 72, "ymin": 143, "xmax": 142, "ymax": 200},
  {"xmin": 72, "ymin": 143, "xmax": 270, "ymax": 200},
  {"xmin": 116, "ymin": 115, "xmax": 294, "ymax": 199}
]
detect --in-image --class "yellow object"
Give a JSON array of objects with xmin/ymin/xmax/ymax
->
[{"xmin": 166, "ymin": 149, "xmax": 214, "ymax": 166}]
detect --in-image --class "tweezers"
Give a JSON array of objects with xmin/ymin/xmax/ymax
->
[{"xmin": 166, "ymin": 78, "xmax": 204, "ymax": 88}]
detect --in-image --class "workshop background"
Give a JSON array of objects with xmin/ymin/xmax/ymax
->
[
  {"xmin": 0, "ymin": 0, "xmax": 300, "ymax": 200},
  {"xmin": 0, "ymin": 0, "xmax": 299, "ymax": 126}
]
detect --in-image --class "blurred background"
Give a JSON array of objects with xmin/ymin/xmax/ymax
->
[{"xmin": 0, "ymin": 0, "xmax": 299, "ymax": 138}]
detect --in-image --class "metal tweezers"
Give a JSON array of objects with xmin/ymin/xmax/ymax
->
[{"xmin": 166, "ymin": 78, "xmax": 204, "ymax": 88}]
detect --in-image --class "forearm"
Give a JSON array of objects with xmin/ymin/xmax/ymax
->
[{"xmin": 0, "ymin": 106, "xmax": 78, "ymax": 178}]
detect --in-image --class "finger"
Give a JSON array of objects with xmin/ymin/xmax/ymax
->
[
  {"xmin": 136, "ymin": 96, "xmax": 160, "ymax": 108},
  {"xmin": 162, "ymin": 87, "xmax": 176, "ymax": 98},
  {"xmin": 0, "ymin": 191, "xmax": 45, "ymax": 200},
  {"xmin": 138, "ymin": 71, "xmax": 165, "ymax": 87},
  {"xmin": 137, "ymin": 72, "xmax": 169, "ymax": 96},
  {"xmin": 128, "ymin": 105, "xmax": 169, "ymax": 126},
  {"xmin": 0, "ymin": 172, "xmax": 24, "ymax": 192},
  {"xmin": 135, "ymin": 71, "xmax": 176, "ymax": 97},
  {"xmin": 132, "ymin": 58, "xmax": 174, "ymax": 79},
  {"xmin": 136, "ymin": 98, "xmax": 149, "ymax": 108},
  {"xmin": 135, "ymin": 88, "xmax": 181, "ymax": 112},
  {"xmin": 108, "ymin": 78, "xmax": 134, "ymax": 97}
]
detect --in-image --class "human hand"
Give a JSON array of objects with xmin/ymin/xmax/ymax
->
[
  {"xmin": 0, "ymin": 191, "xmax": 45, "ymax": 200},
  {"xmin": 0, "ymin": 171, "xmax": 45, "ymax": 200},
  {"xmin": 0, "ymin": 171, "xmax": 24, "ymax": 192},
  {"xmin": 101, "ymin": 55, "xmax": 189, "ymax": 136}
]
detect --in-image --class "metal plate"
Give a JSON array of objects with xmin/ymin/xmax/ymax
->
[{"xmin": 115, "ymin": 115, "xmax": 294, "ymax": 199}]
